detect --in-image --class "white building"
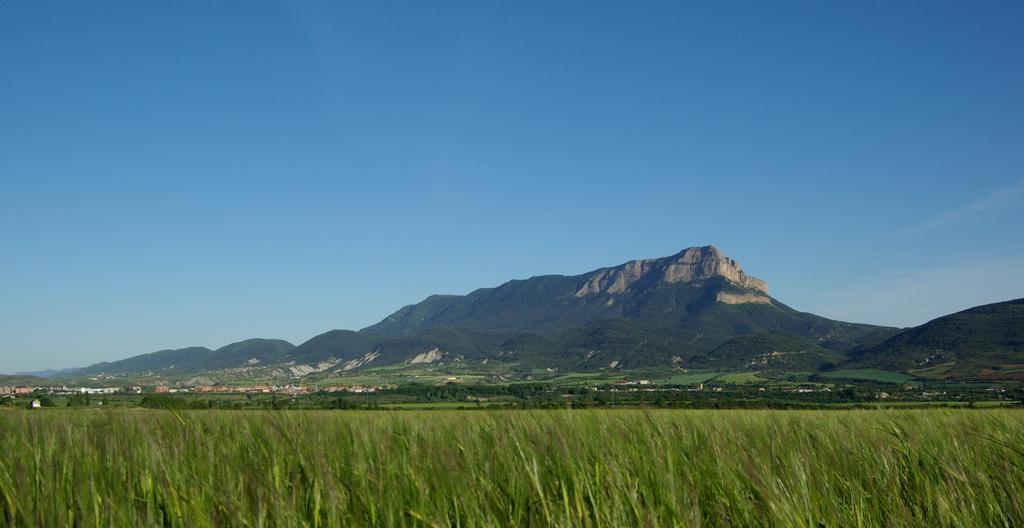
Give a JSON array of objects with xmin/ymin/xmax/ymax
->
[{"xmin": 78, "ymin": 387, "xmax": 118, "ymax": 395}]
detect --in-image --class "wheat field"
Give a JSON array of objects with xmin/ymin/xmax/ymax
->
[{"xmin": 0, "ymin": 409, "xmax": 1021, "ymax": 526}]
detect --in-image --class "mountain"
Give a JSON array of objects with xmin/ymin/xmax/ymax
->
[
  {"xmin": 272, "ymin": 246, "xmax": 894, "ymax": 372},
  {"xmin": 76, "ymin": 339, "xmax": 294, "ymax": 376},
  {"xmin": 847, "ymin": 298, "xmax": 1024, "ymax": 380},
  {"xmin": 358, "ymin": 246, "xmax": 893, "ymax": 357},
  {"xmin": 76, "ymin": 347, "xmax": 213, "ymax": 376},
  {"xmin": 284, "ymin": 331, "xmax": 384, "ymax": 364},
  {"xmin": 207, "ymin": 339, "xmax": 296, "ymax": 369},
  {"xmin": 14, "ymin": 368, "xmax": 82, "ymax": 379},
  {"xmin": 55, "ymin": 246, "xmax": 911, "ymax": 377},
  {"xmin": 281, "ymin": 327, "xmax": 511, "ymax": 372},
  {"xmin": 14, "ymin": 369, "xmax": 59, "ymax": 378},
  {"xmin": 0, "ymin": 374, "xmax": 48, "ymax": 386},
  {"xmin": 364, "ymin": 246, "xmax": 774, "ymax": 336}
]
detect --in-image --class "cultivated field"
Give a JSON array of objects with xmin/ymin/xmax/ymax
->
[{"xmin": 0, "ymin": 409, "xmax": 1021, "ymax": 527}]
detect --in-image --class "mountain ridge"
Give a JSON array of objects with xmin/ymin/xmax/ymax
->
[
  {"xmin": 75, "ymin": 339, "xmax": 295, "ymax": 376},
  {"xmin": 847, "ymin": 298, "xmax": 1024, "ymax": 379},
  {"xmin": 45, "ymin": 246, "xmax": 1018, "ymax": 381}
]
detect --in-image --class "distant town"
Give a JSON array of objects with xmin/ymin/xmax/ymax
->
[{"xmin": 0, "ymin": 383, "xmax": 385, "ymax": 396}]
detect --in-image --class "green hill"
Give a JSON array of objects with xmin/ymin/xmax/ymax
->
[
  {"xmin": 284, "ymin": 330, "xmax": 386, "ymax": 364},
  {"xmin": 205, "ymin": 339, "xmax": 295, "ymax": 370},
  {"xmin": 0, "ymin": 374, "xmax": 49, "ymax": 386},
  {"xmin": 693, "ymin": 332, "xmax": 841, "ymax": 371},
  {"xmin": 847, "ymin": 298, "xmax": 1024, "ymax": 379},
  {"xmin": 76, "ymin": 339, "xmax": 294, "ymax": 375}
]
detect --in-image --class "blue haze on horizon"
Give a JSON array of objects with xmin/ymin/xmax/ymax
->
[{"xmin": 1, "ymin": 1, "xmax": 1022, "ymax": 373}]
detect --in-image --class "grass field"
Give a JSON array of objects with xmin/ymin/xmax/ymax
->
[
  {"xmin": 378, "ymin": 402, "xmax": 497, "ymax": 410},
  {"xmin": 820, "ymin": 368, "xmax": 914, "ymax": 384},
  {"xmin": 1, "ymin": 409, "xmax": 1022, "ymax": 526},
  {"xmin": 713, "ymin": 371, "xmax": 767, "ymax": 384},
  {"xmin": 655, "ymin": 371, "xmax": 723, "ymax": 385}
]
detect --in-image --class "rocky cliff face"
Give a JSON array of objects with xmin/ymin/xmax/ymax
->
[
  {"xmin": 361, "ymin": 244, "xmax": 807, "ymax": 337},
  {"xmin": 575, "ymin": 246, "xmax": 768, "ymax": 297}
]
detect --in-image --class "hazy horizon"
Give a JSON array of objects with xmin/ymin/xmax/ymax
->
[{"xmin": 3, "ymin": 1, "xmax": 1023, "ymax": 373}]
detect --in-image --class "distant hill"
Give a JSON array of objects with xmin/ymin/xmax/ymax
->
[
  {"xmin": 283, "ymin": 330, "xmax": 384, "ymax": 364},
  {"xmin": 76, "ymin": 347, "xmax": 215, "ymax": 376},
  {"xmin": 694, "ymin": 332, "xmax": 842, "ymax": 371},
  {"xmin": 847, "ymin": 298, "xmax": 1024, "ymax": 379},
  {"xmin": 206, "ymin": 339, "xmax": 296, "ymax": 370},
  {"xmin": 14, "ymin": 368, "xmax": 82, "ymax": 379},
  {"xmin": 0, "ymin": 374, "xmax": 48, "ymax": 386},
  {"xmin": 76, "ymin": 339, "xmax": 294, "ymax": 376}
]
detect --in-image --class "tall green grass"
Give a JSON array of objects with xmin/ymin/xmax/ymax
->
[{"xmin": 0, "ymin": 409, "xmax": 1021, "ymax": 526}]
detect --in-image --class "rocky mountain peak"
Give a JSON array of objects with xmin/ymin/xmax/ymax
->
[{"xmin": 574, "ymin": 245, "xmax": 768, "ymax": 297}]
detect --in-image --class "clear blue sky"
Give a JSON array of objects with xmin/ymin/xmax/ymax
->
[{"xmin": 2, "ymin": 1, "xmax": 1022, "ymax": 373}]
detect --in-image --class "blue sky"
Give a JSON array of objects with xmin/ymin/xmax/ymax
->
[{"xmin": 1, "ymin": 1, "xmax": 1022, "ymax": 373}]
